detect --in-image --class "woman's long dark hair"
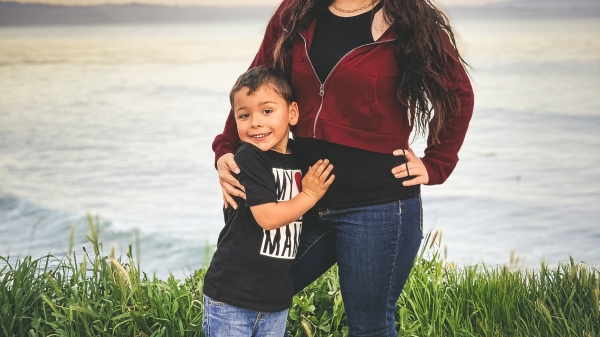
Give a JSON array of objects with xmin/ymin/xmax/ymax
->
[{"xmin": 272, "ymin": 0, "xmax": 467, "ymax": 144}]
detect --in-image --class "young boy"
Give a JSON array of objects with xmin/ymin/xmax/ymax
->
[{"xmin": 202, "ymin": 65, "xmax": 334, "ymax": 336}]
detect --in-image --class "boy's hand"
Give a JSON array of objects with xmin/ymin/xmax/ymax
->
[{"xmin": 302, "ymin": 159, "xmax": 335, "ymax": 201}]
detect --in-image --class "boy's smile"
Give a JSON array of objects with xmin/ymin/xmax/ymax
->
[{"xmin": 234, "ymin": 85, "xmax": 299, "ymax": 154}]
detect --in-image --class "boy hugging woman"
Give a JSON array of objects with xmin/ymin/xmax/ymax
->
[{"xmin": 202, "ymin": 65, "xmax": 334, "ymax": 336}]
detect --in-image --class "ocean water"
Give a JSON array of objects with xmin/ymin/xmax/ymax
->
[{"xmin": 0, "ymin": 17, "xmax": 599, "ymax": 278}]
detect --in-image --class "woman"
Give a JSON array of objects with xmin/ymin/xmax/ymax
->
[{"xmin": 213, "ymin": 0, "xmax": 474, "ymax": 335}]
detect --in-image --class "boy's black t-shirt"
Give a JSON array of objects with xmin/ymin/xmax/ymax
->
[{"xmin": 203, "ymin": 142, "xmax": 303, "ymax": 312}]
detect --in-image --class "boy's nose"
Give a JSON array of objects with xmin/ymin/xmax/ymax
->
[{"xmin": 250, "ymin": 117, "xmax": 263, "ymax": 128}]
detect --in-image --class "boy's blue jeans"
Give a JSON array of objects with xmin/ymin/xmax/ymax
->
[
  {"xmin": 293, "ymin": 195, "xmax": 423, "ymax": 337},
  {"xmin": 203, "ymin": 295, "xmax": 288, "ymax": 337}
]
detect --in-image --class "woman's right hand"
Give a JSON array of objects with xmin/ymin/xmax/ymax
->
[{"xmin": 217, "ymin": 153, "xmax": 246, "ymax": 209}]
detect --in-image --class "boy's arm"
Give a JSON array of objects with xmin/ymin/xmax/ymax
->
[{"xmin": 251, "ymin": 160, "xmax": 334, "ymax": 230}]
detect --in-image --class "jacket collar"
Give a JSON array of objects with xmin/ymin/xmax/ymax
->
[{"xmin": 298, "ymin": 16, "xmax": 396, "ymax": 50}]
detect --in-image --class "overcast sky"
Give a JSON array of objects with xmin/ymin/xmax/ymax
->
[{"xmin": 2, "ymin": 0, "xmax": 513, "ymax": 7}]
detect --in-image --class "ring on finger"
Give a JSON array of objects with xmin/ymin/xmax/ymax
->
[{"xmin": 402, "ymin": 149, "xmax": 410, "ymax": 177}]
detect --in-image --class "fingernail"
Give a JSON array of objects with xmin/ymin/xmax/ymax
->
[{"xmin": 233, "ymin": 168, "xmax": 240, "ymax": 174}]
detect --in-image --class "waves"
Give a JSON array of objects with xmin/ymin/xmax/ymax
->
[
  {"xmin": 0, "ymin": 192, "xmax": 76, "ymax": 256},
  {"xmin": 0, "ymin": 192, "xmax": 212, "ymax": 279}
]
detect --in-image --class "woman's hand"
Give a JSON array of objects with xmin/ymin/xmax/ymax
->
[
  {"xmin": 217, "ymin": 153, "xmax": 246, "ymax": 209},
  {"xmin": 391, "ymin": 148, "xmax": 429, "ymax": 186}
]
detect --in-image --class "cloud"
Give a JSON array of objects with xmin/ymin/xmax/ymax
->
[{"xmin": 1, "ymin": 0, "xmax": 513, "ymax": 7}]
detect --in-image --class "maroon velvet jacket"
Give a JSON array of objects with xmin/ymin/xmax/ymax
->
[{"xmin": 213, "ymin": 1, "xmax": 474, "ymax": 185}]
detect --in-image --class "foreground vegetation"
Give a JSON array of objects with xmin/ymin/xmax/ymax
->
[{"xmin": 1, "ymin": 216, "xmax": 598, "ymax": 337}]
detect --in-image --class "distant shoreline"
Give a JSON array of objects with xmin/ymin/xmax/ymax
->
[
  {"xmin": 1, "ymin": 1, "xmax": 599, "ymax": 26},
  {"xmin": 0, "ymin": 2, "xmax": 277, "ymax": 26}
]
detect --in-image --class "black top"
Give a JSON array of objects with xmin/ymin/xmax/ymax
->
[
  {"xmin": 296, "ymin": 5, "xmax": 419, "ymax": 209},
  {"xmin": 203, "ymin": 143, "xmax": 303, "ymax": 312},
  {"xmin": 294, "ymin": 138, "xmax": 419, "ymax": 208},
  {"xmin": 309, "ymin": 3, "xmax": 381, "ymax": 82}
]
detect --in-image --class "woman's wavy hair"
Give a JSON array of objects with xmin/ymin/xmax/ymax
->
[{"xmin": 272, "ymin": 0, "xmax": 467, "ymax": 144}]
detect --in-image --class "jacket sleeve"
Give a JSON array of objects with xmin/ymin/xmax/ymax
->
[
  {"xmin": 212, "ymin": 1, "xmax": 288, "ymax": 165},
  {"xmin": 421, "ymin": 31, "xmax": 475, "ymax": 185}
]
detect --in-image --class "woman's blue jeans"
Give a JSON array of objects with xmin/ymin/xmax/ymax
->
[{"xmin": 293, "ymin": 195, "xmax": 423, "ymax": 337}]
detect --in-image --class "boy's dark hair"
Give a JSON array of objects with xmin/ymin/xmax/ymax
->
[{"xmin": 229, "ymin": 65, "xmax": 295, "ymax": 107}]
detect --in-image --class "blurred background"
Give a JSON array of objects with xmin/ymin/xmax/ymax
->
[{"xmin": 0, "ymin": 0, "xmax": 598, "ymax": 279}]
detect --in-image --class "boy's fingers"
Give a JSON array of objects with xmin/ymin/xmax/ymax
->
[
  {"xmin": 324, "ymin": 174, "xmax": 335, "ymax": 187},
  {"xmin": 308, "ymin": 160, "xmax": 323, "ymax": 174},
  {"xmin": 319, "ymin": 164, "xmax": 334, "ymax": 181},
  {"xmin": 314, "ymin": 159, "xmax": 329, "ymax": 173},
  {"xmin": 317, "ymin": 159, "xmax": 329, "ymax": 172},
  {"xmin": 307, "ymin": 160, "xmax": 323, "ymax": 178}
]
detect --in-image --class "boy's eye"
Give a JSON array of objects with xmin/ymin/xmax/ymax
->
[
  {"xmin": 263, "ymin": 109, "xmax": 273, "ymax": 115},
  {"xmin": 238, "ymin": 113, "xmax": 249, "ymax": 119}
]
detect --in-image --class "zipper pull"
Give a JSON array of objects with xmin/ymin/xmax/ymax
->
[{"xmin": 319, "ymin": 84, "xmax": 324, "ymax": 96}]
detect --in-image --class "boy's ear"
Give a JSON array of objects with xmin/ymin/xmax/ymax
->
[{"xmin": 288, "ymin": 102, "xmax": 299, "ymax": 126}]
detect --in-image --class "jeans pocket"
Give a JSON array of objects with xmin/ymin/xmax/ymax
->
[
  {"xmin": 400, "ymin": 196, "xmax": 423, "ymax": 234},
  {"xmin": 204, "ymin": 295, "xmax": 227, "ymax": 307},
  {"xmin": 208, "ymin": 299, "xmax": 227, "ymax": 306}
]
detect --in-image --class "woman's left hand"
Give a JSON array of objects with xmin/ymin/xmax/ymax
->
[{"xmin": 391, "ymin": 148, "xmax": 429, "ymax": 186}]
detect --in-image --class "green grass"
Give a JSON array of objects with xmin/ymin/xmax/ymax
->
[{"xmin": 1, "ymin": 216, "xmax": 598, "ymax": 336}]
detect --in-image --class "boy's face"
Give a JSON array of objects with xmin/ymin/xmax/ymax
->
[{"xmin": 233, "ymin": 85, "xmax": 298, "ymax": 154}]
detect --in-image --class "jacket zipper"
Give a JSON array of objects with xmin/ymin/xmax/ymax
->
[{"xmin": 299, "ymin": 34, "xmax": 394, "ymax": 138}]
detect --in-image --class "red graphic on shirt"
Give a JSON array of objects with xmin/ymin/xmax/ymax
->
[{"xmin": 295, "ymin": 172, "xmax": 302, "ymax": 192}]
